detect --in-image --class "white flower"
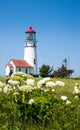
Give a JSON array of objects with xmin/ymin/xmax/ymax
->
[
  {"xmin": 75, "ymin": 95, "xmax": 79, "ymax": 99},
  {"xmin": 74, "ymin": 86, "xmax": 80, "ymax": 94},
  {"xmin": 13, "ymin": 92, "xmax": 19, "ymax": 102},
  {"xmin": 43, "ymin": 88, "xmax": 49, "ymax": 92},
  {"xmin": 52, "ymin": 89, "xmax": 55, "ymax": 92},
  {"xmin": 19, "ymin": 85, "xmax": 34, "ymax": 92},
  {"xmin": 8, "ymin": 79, "xmax": 19, "ymax": 85},
  {"xmin": 28, "ymin": 99, "xmax": 34, "ymax": 105},
  {"xmin": 46, "ymin": 81, "xmax": 56, "ymax": 88},
  {"xmin": 26, "ymin": 79, "xmax": 35, "ymax": 86},
  {"xmin": 0, "ymin": 81, "xmax": 3, "ymax": 86},
  {"xmin": 61, "ymin": 96, "xmax": 67, "ymax": 101},
  {"xmin": 43, "ymin": 77, "xmax": 50, "ymax": 82},
  {"xmin": 11, "ymin": 72, "xmax": 25, "ymax": 76},
  {"xmin": 66, "ymin": 100, "xmax": 71, "ymax": 105},
  {"xmin": 19, "ymin": 85, "xmax": 28, "ymax": 92},
  {"xmin": 3, "ymin": 86, "xmax": 8, "ymax": 93},
  {"xmin": 37, "ymin": 80, "xmax": 45, "ymax": 87},
  {"xmin": 3, "ymin": 85, "xmax": 13, "ymax": 93},
  {"xmin": 37, "ymin": 77, "xmax": 50, "ymax": 88},
  {"xmin": 55, "ymin": 81, "xmax": 65, "ymax": 87},
  {"xmin": 13, "ymin": 92, "xmax": 19, "ymax": 95}
]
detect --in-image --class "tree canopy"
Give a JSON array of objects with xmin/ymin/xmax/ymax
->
[
  {"xmin": 53, "ymin": 64, "xmax": 74, "ymax": 78},
  {"xmin": 39, "ymin": 64, "xmax": 53, "ymax": 77},
  {"xmin": 39, "ymin": 64, "xmax": 74, "ymax": 78}
]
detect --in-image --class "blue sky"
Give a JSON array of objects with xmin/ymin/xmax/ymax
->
[{"xmin": 0, "ymin": 0, "xmax": 80, "ymax": 77}]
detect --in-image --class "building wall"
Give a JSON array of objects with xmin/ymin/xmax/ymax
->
[
  {"xmin": 24, "ymin": 40, "xmax": 38, "ymax": 75},
  {"xmin": 16, "ymin": 67, "xmax": 33, "ymax": 74},
  {"xmin": 5, "ymin": 65, "xmax": 10, "ymax": 76}
]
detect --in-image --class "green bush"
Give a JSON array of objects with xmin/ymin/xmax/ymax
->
[{"xmin": 0, "ymin": 72, "xmax": 80, "ymax": 129}]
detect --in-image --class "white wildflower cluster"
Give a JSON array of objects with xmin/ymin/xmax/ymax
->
[
  {"xmin": 0, "ymin": 81, "xmax": 3, "ymax": 86},
  {"xmin": 0, "ymin": 81, "xmax": 5, "ymax": 92},
  {"xmin": 8, "ymin": 79, "xmax": 19, "ymax": 86},
  {"xmin": 0, "ymin": 72, "xmax": 65, "ymax": 97},
  {"xmin": 3, "ymin": 84, "xmax": 13, "ymax": 94},
  {"xmin": 13, "ymin": 91, "xmax": 19, "ymax": 95},
  {"xmin": 46, "ymin": 81, "xmax": 56, "ymax": 88},
  {"xmin": 28, "ymin": 99, "xmax": 34, "ymax": 105},
  {"xmin": 11, "ymin": 72, "xmax": 25, "ymax": 77},
  {"xmin": 66, "ymin": 100, "xmax": 71, "ymax": 105},
  {"xmin": 74, "ymin": 95, "xmax": 79, "ymax": 99},
  {"xmin": 37, "ymin": 78, "xmax": 65, "ymax": 92},
  {"xmin": 37, "ymin": 79, "xmax": 65, "ymax": 93},
  {"xmin": 61, "ymin": 95, "xmax": 71, "ymax": 105},
  {"xmin": 37, "ymin": 80, "xmax": 45, "ymax": 88},
  {"xmin": 13, "ymin": 92, "xmax": 19, "ymax": 102},
  {"xmin": 37, "ymin": 77, "xmax": 50, "ymax": 88},
  {"xmin": 26, "ymin": 79, "xmax": 35, "ymax": 86},
  {"xmin": 19, "ymin": 85, "xmax": 35, "ymax": 92},
  {"xmin": 61, "ymin": 96, "xmax": 68, "ymax": 101},
  {"xmin": 73, "ymin": 83, "xmax": 80, "ymax": 99},
  {"xmin": 73, "ymin": 83, "xmax": 80, "ymax": 94},
  {"xmin": 55, "ymin": 81, "xmax": 65, "ymax": 87},
  {"xmin": 42, "ymin": 77, "xmax": 51, "ymax": 82},
  {"xmin": 74, "ymin": 86, "xmax": 80, "ymax": 94}
]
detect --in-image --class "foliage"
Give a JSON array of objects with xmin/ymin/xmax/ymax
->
[
  {"xmin": 0, "ymin": 76, "xmax": 6, "ymax": 83},
  {"xmin": 39, "ymin": 64, "xmax": 53, "ymax": 77},
  {"xmin": 53, "ymin": 64, "xmax": 74, "ymax": 78},
  {"xmin": 0, "ymin": 72, "xmax": 80, "ymax": 129}
]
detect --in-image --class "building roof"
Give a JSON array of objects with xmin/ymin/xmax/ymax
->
[
  {"xmin": 8, "ymin": 59, "xmax": 32, "ymax": 68},
  {"xmin": 8, "ymin": 63, "xmax": 13, "ymax": 68},
  {"xmin": 25, "ymin": 26, "xmax": 36, "ymax": 33}
]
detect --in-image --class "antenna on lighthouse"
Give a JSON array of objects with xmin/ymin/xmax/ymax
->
[{"xmin": 63, "ymin": 58, "xmax": 67, "ymax": 69}]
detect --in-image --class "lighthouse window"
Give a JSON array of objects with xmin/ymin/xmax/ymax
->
[
  {"xmin": 34, "ymin": 43, "xmax": 36, "ymax": 47},
  {"xmin": 34, "ymin": 59, "xmax": 36, "ymax": 64},
  {"xmin": 27, "ymin": 33, "xmax": 33, "ymax": 40}
]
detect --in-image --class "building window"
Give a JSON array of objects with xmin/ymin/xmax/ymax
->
[
  {"xmin": 9, "ymin": 69, "xmax": 13, "ymax": 76},
  {"xmin": 34, "ymin": 43, "xmax": 36, "ymax": 47},
  {"xmin": 34, "ymin": 59, "xmax": 36, "ymax": 64},
  {"xmin": 26, "ymin": 68, "xmax": 27, "ymax": 74},
  {"xmin": 19, "ymin": 68, "xmax": 21, "ymax": 71}
]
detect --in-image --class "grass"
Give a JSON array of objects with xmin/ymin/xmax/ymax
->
[{"xmin": 51, "ymin": 78, "xmax": 80, "ymax": 95}]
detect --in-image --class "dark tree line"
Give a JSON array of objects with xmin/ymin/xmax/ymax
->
[{"xmin": 39, "ymin": 64, "xmax": 74, "ymax": 78}]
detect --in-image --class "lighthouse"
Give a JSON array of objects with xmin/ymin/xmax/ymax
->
[
  {"xmin": 5, "ymin": 26, "xmax": 38, "ymax": 76},
  {"xmin": 24, "ymin": 26, "xmax": 38, "ymax": 76}
]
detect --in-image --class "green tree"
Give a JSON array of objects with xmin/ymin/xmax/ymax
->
[
  {"xmin": 53, "ymin": 64, "xmax": 74, "ymax": 78},
  {"xmin": 39, "ymin": 64, "xmax": 53, "ymax": 77}
]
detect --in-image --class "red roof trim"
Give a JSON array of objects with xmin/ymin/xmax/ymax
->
[
  {"xmin": 11, "ymin": 59, "xmax": 32, "ymax": 68},
  {"xmin": 25, "ymin": 26, "xmax": 36, "ymax": 33}
]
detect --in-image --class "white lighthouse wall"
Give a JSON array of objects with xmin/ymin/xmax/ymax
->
[{"xmin": 24, "ymin": 41, "xmax": 38, "ymax": 75}]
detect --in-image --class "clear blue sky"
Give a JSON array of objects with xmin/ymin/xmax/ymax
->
[{"xmin": 0, "ymin": 0, "xmax": 80, "ymax": 77}]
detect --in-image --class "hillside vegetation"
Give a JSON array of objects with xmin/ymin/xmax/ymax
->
[{"xmin": 0, "ymin": 73, "xmax": 80, "ymax": 130}]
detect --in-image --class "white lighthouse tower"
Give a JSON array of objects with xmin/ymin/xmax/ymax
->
[{"xmin": 24, "ymin": 26, "xmax": 38, "ymax": 76}]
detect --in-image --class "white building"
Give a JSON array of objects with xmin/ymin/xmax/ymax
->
[{"xmin": 5, "ymin": 26, "xmax": 38, "ymax": 76}]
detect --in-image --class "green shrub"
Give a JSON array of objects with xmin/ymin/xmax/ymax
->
[{"xmin": 0, "ymin": 73, "xmax": 80, "ymax": 129}]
